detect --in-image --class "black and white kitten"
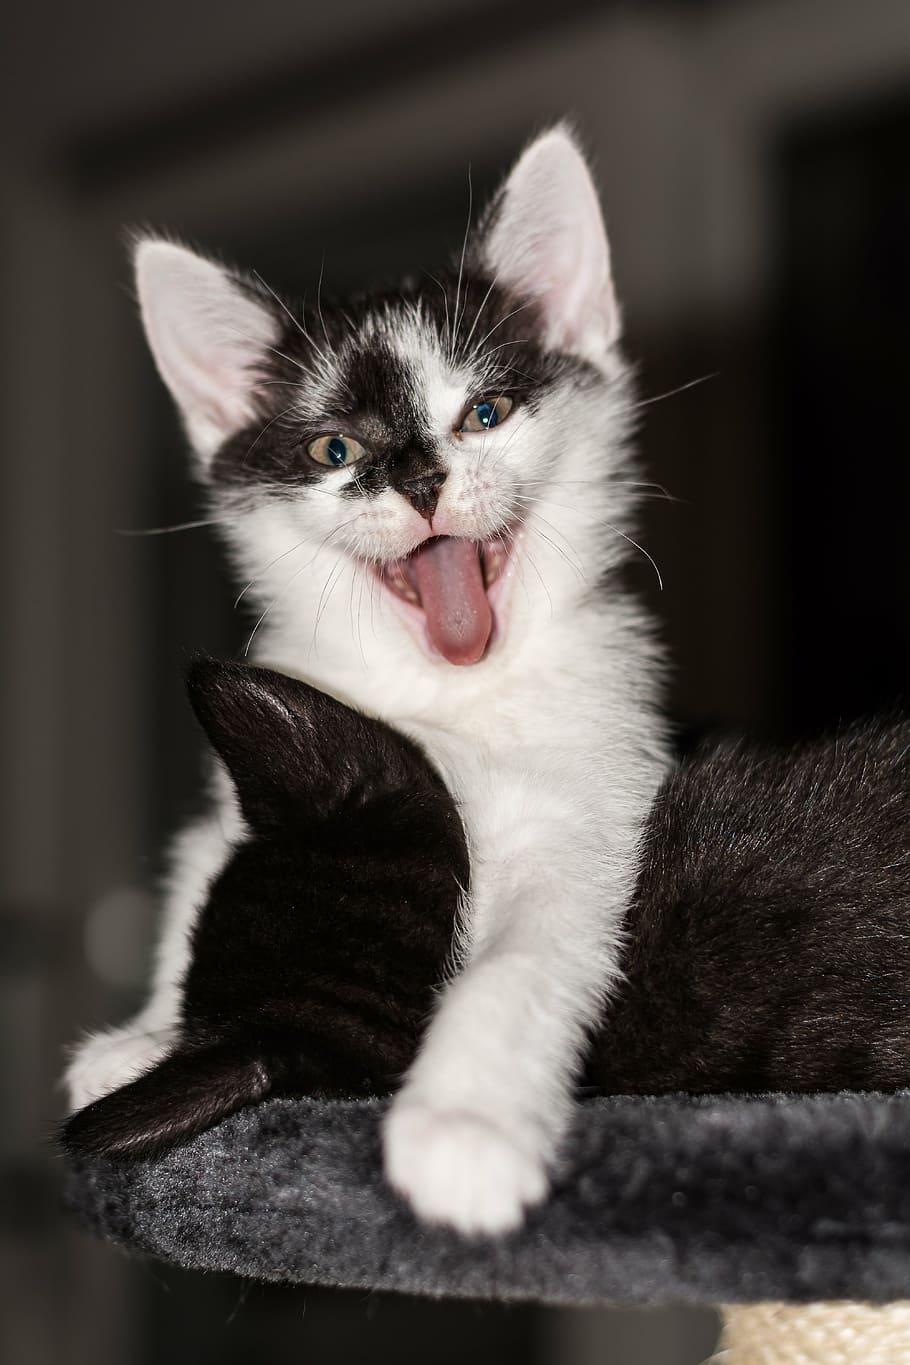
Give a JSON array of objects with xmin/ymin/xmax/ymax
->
[
  {"xmin": 64, "ymin": 659, "xmax": 468, "ymax": 1159},
  {"xmin": 64, "ymin": 126, "xmax": 669, "ymax": 1234},
  {"xmin": 64, "ymin": 672, "xmax": 910, "ymax": 1162}
]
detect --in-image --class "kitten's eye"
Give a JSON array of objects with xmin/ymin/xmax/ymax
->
[
  {"xmin": 307, "ymin": 434, "xmax": 367, "ymax": 468},
  {"xmin": 460, "ymin": 395, "xmax": 514, "ymax": 433}
]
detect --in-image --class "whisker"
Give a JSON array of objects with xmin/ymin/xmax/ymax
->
[
  {"xmin": 463, "ymin": 302, "xmax": 535, "ymax": 370},
  {"xmin": 316, "ymin": 255, "xmax": 335, "ymax": 358},
  {"xmin": 310, "ymin": 558, "xmax": 348, "ymax": 659},
  {"xmin": 233, "ymin": 535, "xmax": 309, "ymax": 610},
  {"xmin": 423, "ymin": 271, "xmax": 451, "ymax": 354},
  {"xmin": 612, "ymin": 372, "xmax": 718, "ymax": 420},
  {"xmin": 241, "ymin": 516, "xmax": 360, "ymax": 656},
  {"xmin": 252, "ymin": 269, "xmax": 309, "ymax": 342},
  {"xmin": 604, "ymin": 523, "xmax": 664, "ymax": 590},
  {"xmin": 354, "ymin": 563, "xmax": 369, "ymax": 669},
  {"xmin": 263, "ymin": 342, "xmax": 307, "ymax": 374},
  {"xmin": 459, "ymin": 269, "xmax": 502, "ymax": 360},
  {"xmin": 511, "ymin": 505, "xmax": 586, "ymax": 582},
  {"xmin": 241, "ymin": 403, "xmax": 300, "ymax": 468},
  {"xmin": 450, "ymin": 165, "xmax": 473, "ymax": 363},
  {"xmin": 515, "ymin": 534, "xmax": 554, "ymax": 620},
  {"xmin": 116, "ymin": 516, "xmax": 236, "ymax": 536},
  {"xmin": 242, "ymin": 555, "xmax": 311, "ymax": 658},
  {"xmin": 500, "ymin": 524, "xmax": 533, "ymax": 609}
]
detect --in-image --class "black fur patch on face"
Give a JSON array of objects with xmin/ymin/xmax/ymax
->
[{"xmin": 208, "ymin": 266, "xmax": 588, "ymax": 505}]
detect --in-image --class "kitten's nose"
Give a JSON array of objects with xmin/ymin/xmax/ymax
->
[{"xmin": 401, "ymin": 472, "xmax": 445, "ymax": 522}]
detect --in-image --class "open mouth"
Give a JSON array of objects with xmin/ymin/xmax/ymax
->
[{"xmin": 376, "ymin": 532, "xmax": 514, "ymax": 666}]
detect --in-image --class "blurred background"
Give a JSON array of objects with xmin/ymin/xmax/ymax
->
[{"xmin": 2, "ymin": 1, "xmax": 908, "ymax": 1361}]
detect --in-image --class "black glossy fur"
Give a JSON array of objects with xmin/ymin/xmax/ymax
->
[
  {"xmin": 63, "ymin": 680, "xmax": 910, "ymax": 1160},
  {"xmin": 587, "ymin": 719, "xmax": 910, "ymax": 1094},
  {"xmin": 63, "ymin": 660, "xmax": 468, "ymax": 1158}
]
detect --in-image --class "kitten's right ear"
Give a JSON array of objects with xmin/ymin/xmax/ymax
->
[{"xmin": 133, "ymin": 238, "xmax": 280, "ymax": 463}]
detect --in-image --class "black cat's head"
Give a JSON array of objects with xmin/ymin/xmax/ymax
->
[
  {"xmin": 133, "ymin": 127, "xmax": 639, "ymax": 669},
  {"xmin": 186, "ymin": 657, "xmax": 465, "ymax": 860},
  {"xmin": 61, "ymin": 662, "xmax": 468, "ymax": 1162}
]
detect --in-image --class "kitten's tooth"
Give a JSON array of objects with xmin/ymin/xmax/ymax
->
[{"xmin": 483, "ymin": 546, "xmax": 502, "ymax": 587}]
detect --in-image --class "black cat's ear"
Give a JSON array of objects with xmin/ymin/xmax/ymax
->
[{"xmin": 186, "ymin": 657, "xmax": 428, "ymax": 825}]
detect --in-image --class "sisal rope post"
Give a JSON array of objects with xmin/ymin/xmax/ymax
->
[{"xmin": 709, "ymin": 1301, "xmax": 910, "ymax": 1364}]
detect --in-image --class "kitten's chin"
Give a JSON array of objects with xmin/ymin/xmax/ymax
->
[{"xmin": 372, "ymin": 529, "xmax": 521, "ymax": 667}]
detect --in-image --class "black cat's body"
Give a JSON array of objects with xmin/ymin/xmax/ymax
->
[
  {"xmin": 63, "ymin": 661, "xmax": 468, "ymax": 1158},
  {"xmin": 588, "ymin": 719, "xmax": 910, "ymax": 1094},
  {"xmin": 64, "ymin": 670, "xmax": 909, "ymax": 1161}
]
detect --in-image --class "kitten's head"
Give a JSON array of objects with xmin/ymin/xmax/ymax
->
[{"xmin": 137, "ymin": 127, "xmax": 637, "ymax": 669}]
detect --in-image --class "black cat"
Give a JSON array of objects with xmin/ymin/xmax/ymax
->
[
  {"xmin": 63, "ymin": 663, "xmax": 910, "ymax": 1160},
  {"xmin": 63, "ymin": 659, "xmax": 468, "ymax": 1158},
  {"xmin": 588, "ymin": 718, "xmax": 910, "ymax": 1094}
]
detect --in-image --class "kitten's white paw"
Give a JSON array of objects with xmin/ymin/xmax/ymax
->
[
  {"xmin": 383, "ymin": 1099, "xmax": 548, "ymax": 1236},
  {"xmin": 63, "ymin": 1024, "xmax": 174, "ymax": 1111}
]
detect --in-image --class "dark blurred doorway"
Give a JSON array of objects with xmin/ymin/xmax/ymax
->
[{"xmin": 777, "ymin": 96, "xmax": 910, "ymax": 737}]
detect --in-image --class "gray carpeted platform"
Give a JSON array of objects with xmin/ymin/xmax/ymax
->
[{"xmin": 62, "ymin": 1090, "xmax": 910, "ymax": 1305}]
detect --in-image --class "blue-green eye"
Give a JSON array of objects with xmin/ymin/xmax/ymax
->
[
  {"xmin": 460, "ymin": 395, "xmax": 514, "ymax": 433},
  {"xmin": 307, "ymin": 433, "xmax": 368, "ymax": 468}
]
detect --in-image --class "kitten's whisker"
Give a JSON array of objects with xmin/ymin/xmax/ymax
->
[
  {"xmin": 234, "ymin": 535, "xmax": 309, "ymax": 610},
  {"xmin": 116, "ymin": 516, "xmax": 236, "ymax": 536},
  {"xmin": 516, "ymin": 536, "xmax": 554, "ymax": 620},
  {"xmin": 310, "ymin": 558, "xmax": 348, "ymax": 660},
  {"xmin": 369, "ymin": 567, "xmax": 382, "ymax": 639},
  {"xmin": 252, "ymin": 269, "xmax": 310, "ymax": 343},
  {"xmin": 613, "ymin": 372, "xmax": 718, "ymax": 420},
  {"xmin": 482, "ymin": 412, "xmax": 528, "ymax": 478},
  {"xmin": 423, "ymin": 272, "xmax": 451, "ymax": 354},
  {"xmin": 604, "ymin": 523, "xmax": 664, "ymax": 590},
  {"xmin": 241, "ymin": 403, "xmax": 299, "ymax": 468},
  {"xmin": 264, "ymin": 343, "xmax": 307, "ymax": 374},
  {"xmin": 243, "ymin": 556, "xmax": 311, "ymax": 658},
  {"xmin": 354, "ymin": 563, "xmax": 370, "ymax": 669},
  {"xmin": 297, "ymin": 288, "xmax": 335, "ymax": 374},
  {"xmin": 611, "ymin": 480, "xmax": 681, "ymax": 502},
  {"xmin": 473, "ymin": 336, "xmax": 530, "ymax": 365},
  {"xmin": 501, "ymin": 524, "xmax": 532, "ymax": 609},
  {"xmin": 450, "ymin": 165, "xmax": 473, "ymax": 363},
  {"xmin": 512, "ymin": 506, "xmax": 586, "ymax": 582},
  {"xmin": 459, "ymin": 269, "xmax": 502, "ymax": 360},
  {"xmin": 316, "ymin": 255, "xmax": 335, "ymax": 359},
  {"xmin": 463, "ymin": 302, "xmax": 535, "ymax": 370},
  {"xmin": 242, "ymin": 517, "xmax": 360, "ymax": 655}
]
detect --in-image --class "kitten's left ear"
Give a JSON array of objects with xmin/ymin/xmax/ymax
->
[{"xmin": 481, "ymin": 125, "xmax": 620, "ymax": 364}]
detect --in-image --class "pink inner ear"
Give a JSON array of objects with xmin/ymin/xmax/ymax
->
[
  {"xmin": 136, "ymin": 241, "xmax": 279, "ymax": 455},
  {"xmin": 484, "ymin": 130, "xmax": 619, "ymax": 360},
  {"xmin": 179, "ymin": 346, "xmax": 259, "ymax": 436}
]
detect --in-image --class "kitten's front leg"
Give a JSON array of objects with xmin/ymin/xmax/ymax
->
[
  {"xmin": 383, "ymin": 878, "xmax": 616, "ymax": 1235},
  {"xmin": 383, "ymin": 739, "xmax": 658, "ymax": 1236},
  {"xmin": 382, "ymin": 737, "xmax": 642, "ymax": 1238}
]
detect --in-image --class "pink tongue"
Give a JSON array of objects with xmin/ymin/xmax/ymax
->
[{"xmin": 409, "ymin": 537, "xmax": 493, "ymax": 666}]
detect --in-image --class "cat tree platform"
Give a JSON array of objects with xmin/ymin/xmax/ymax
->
[{"xmin": 62, "ymin": 1089, "xmax": 910, "ymax": 1306}]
